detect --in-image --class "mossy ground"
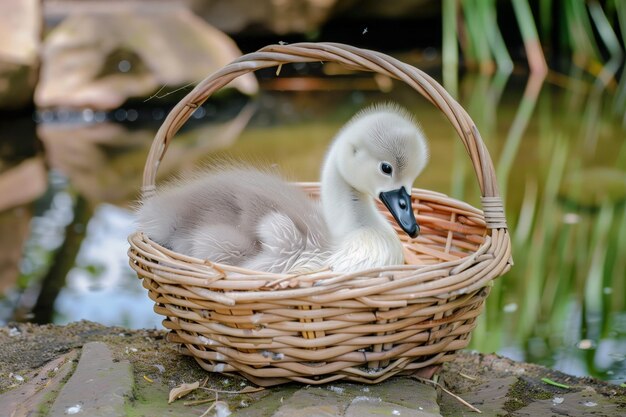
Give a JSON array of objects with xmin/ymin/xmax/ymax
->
[
  {"xmin": 440, "ymin": 350, "xmax": 626, "ymax": 416},
  {"xmin": 502, "ymin": 377, "xmax": 554, "ymax": 413},
  {"xmin": 2, "ymin": 321, "xmax": 625, "ymax": 416}
]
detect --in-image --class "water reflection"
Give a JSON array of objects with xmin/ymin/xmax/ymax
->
[
  {"xmin": 52, "ymin": 203, "xmax": 157, "ymax": 328},
  {"xmin": 0, "ymin": 67, "xmax": 624, "ymax": 384}
]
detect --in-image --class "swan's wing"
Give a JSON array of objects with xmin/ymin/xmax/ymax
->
[
  {"xmin": 243, "ymin": 212, "xmax": 306, "ymax": 273},
  {"xmin": 137, "ymin": 168, "xmax": 331, "ymax": 273},
  {"xmin": 186, "ymin": 224, "xmax": 257, "ymax": 264}
]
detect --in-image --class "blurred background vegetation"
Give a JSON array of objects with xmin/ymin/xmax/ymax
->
[{"xmin": 0, "ymin": 0, "xmax": 624, "ymax": 385}]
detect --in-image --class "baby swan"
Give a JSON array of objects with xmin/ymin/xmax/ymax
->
[
  {"xmin": 137, "ymin": 103, "xmax": 428, "ymax": 274},
  {"xmin": 321, "ymin": 103, "xmax": 428, "ymax": 272}
]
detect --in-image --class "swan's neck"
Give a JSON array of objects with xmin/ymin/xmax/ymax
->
[
  {"xmin": 321, "ymin": 153, "xmax": 398, "ymax": 243},
  {"xmin": 320, "ymin": 155, "xmax": 404, "ymax": 272}
]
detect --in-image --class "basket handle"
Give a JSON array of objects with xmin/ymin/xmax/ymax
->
[{"xmin": 142, "ymin": 42, "xmax": 507, "ymax": 230}]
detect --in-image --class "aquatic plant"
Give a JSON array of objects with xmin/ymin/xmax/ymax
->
[{"xmin": 444, "ymin": 0, "xmax": 625, "ymax": 74}]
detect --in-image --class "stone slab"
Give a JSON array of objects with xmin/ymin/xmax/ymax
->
[
  {"xmin": 0, "ymin": 350, "xmax": 77, "ymax": 417},
  {"xmin": 264, "ymin": 379, "xmax": 442, "ymax": 417},
  {"xmin": 358, "ymin": 378, "xmax": 441, "ymax": 415},
  {"xmin": 48, "ymin": 342, "xmax": 132, "ymax": 417},
  {"xmin": 269, "ymin": 387, "xmax": 349, "ymax": 417},
  {"xmin": 438, "ymin": 376, "xmax": 517, "ymax": 417},
  {"xmin": 345, "ymin": 397, "xmax": 440, "ymax": 417},
  {"xmin": 513, "ymin": 386, "xmax": 624, "ymax": 417},
  {"xmin": 232, "ymin": 385, "xmax": 299, "ymax": 417},
  {"xmin": 2, "ymin": 323, "xmax": 625, "ymax": 417}
]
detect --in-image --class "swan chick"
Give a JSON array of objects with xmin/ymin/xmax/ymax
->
[
  {"xmin": 321, "ymin": 103, "xmax": 429, "ymax": 272},
  {"xmin": 137, "ymin": 103, "xmax": 428, "ymax": 275}
]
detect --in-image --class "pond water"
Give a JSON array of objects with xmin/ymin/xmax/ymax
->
[{"xmin": 0, "ymin": 65, "xmax": 624, "ymax": 384}]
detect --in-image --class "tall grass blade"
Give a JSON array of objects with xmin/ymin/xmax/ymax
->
[
  {"xmin": 497, "ymin": 74, "xmax": 544, "ymax": 197},
  {"xmin": 518, "ymin": 137, "xmax": 569, "ymax": 339},
  {"xmin": 539, "ymin": 0, "xmax": 553, "ymax": 43},
  {"xmin": 609, "ymin": 208, "xmax": 626, "ymax": 312},
  {"xmin": 462, "ymin": 0, "xmax": 494, "ymax": 73},
  {"xmin": 540, "ymin": 218, "xmax": 575, "ymax": 320},
  {"xmin": 613, "ymin": 69, "xmax": 626, "ymax": 118},
  {"xmin": 513, "ymin": 179, "xmax": 538, "ymax": 246},
  {"xmin": 442, "ymin": 0, "xmax": 459, "ymax": 97},
  {"xmin": 588, "ymin": 1, "xmax": 623, "ymax": 58},
  {"xmin": 564, "ymin": 0, "xmax": 601, "ymax": 63},
  {"xmin": 482, "ymin": 0, "xmax": 513, "ymax": 72},
  {"xmin": 583, "ymin": 58, "xmax": 621, "ymax": 151},
  {"xmin": 616, "ymin": 0, "xmax": 626, "ymax": 47},
  {"xmin": 584, "ymin": 203, "xmax": 614, "ymax": 331},
  {"xmin": 512, "ymin": 0, "xmax": 548, "ymax": 74}
]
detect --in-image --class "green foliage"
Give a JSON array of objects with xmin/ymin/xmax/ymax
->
[
  {"xmin": 460, "ymin": 59, "xmax": 625, "ymax": 381},
  {"xmin": 444, "ymin": 0, "xmax": 626, "ymax": 72}
]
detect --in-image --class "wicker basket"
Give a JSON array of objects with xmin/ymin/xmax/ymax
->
[{"xmin": 128, "ymin": 42, "xmax": 512, "ymax": 386}]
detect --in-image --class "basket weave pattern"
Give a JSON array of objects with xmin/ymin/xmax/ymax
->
[{"xmin": 128, "ymin": 43, "xmax": 512, "ymax": 386}]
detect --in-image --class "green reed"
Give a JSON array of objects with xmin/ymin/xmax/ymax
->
[
  {"xmin": 461, "ymin": 56, "xmax": 625, "ymax": 379},
  {"xmin": 444, "ymin": 0, "xmax": 626, "ymax": 73}
]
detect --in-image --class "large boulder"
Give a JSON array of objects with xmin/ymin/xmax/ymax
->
[
  {"xmin": 36, "ymin": 6, "xmax": 258, "ymax": 110},
  {"xmin": 186, "ymin": 0, "xmax": 436, "ymax": 34},
  {"xmin": 187, "ymin": 0, "xmax": 344, "ymax": 35},
  {"xmin": 0, "ymin": 0, "xmax": 41, "ymax": 110}
]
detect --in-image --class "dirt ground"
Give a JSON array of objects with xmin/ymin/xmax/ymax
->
[{"xmin": 2, "ymin": 321, "xmax": 625, "ymax": 416}]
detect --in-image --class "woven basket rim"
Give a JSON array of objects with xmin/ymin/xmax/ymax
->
[
  {"xmin": 129, "ymin": 185, "xmax": 511, "ymax": 304},
  {"xmin": 130, "ymin": 185, "xmax": 484, "ymax": 273}
]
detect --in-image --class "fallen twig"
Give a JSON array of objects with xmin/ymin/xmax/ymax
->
[
  {"xmin": 183, "ymin": 397, "xmax": 216, "ymax": 406},
  {"xmin": 413, "ymin": 376, "xmax": 482, "ymax": 414},
  {"xmin": 199, "ymin": 393, "xmax": 219, "ymax": 417},
  {"xmin": 143, "ymin": 82, "xmax": 197, "ymax": 102},
  {"xmin": 200, "ymin": 386, "xmax": 265, "ymax": 395},
  {"xmin": 459, "ymin": 372, "xmax": 477, "ymax": 381},
  {"xmin": 143, "ymin": 84, "xmax": 168, "ymax": 102}
]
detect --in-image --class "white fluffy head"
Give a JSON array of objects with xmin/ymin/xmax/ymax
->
[{"xmin": 328, "ymin": 103, "xmax": 429, "ymax": 197}]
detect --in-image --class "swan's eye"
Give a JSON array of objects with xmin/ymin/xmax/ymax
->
[{"xmin": 380, "ymin": 162, "xmax": 393, "ymax": 176}]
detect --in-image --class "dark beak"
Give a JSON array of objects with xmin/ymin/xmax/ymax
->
[{"xmin": 379, "ymin": 187, "xmax": 419, "ymax": 238}]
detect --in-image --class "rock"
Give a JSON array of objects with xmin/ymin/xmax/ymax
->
[
  {"xmin": 270, "ymin": 388, "xmax": 349, "ymax": 417},
  {"xmin": 188, "ymin": 0, "xmax": 437, "ymax": 35},
  {"xmin": 2, "ymin": 323, "xmax": 625, "ymax": 416},
  {"xmin": 0, "ymin": 350, "xmax": 78, "ymax": 417},
  {"xmin": 512, "ymin": 386, "xmax": 623, "ymax": 417},
  {"xmin": 46, "ymin": 0, "xmax": 437, "ymax": 37},
  {"xmin": 0, "ymin": 0, "xmax": 41, "ymax": 110},
  {"xmin": 345, "ymin": 399, "xmax": 438, "ymax": 417},
  {"xmin": 36, "ymin": 6, "xmax": 258, "ymax": 110},
  {"xmin": 48, "ymin": 342, "xmax": 132, "ymax": 417},
  {"xmin": 438, "ymin": 376, "xmax": 518, "ymax": 417},
  {"xmin": 265, "ymin": 382, "xmax": 442, "ymax": 417},
  {"xmin": 440, "ymin": 352, "xmax": 626, "ymax": 416},
  {"xmin": 333, "ymin": 0, "xmax": 437, "ymax": 19},
  {"xmin": 342, "ymin": 379, "xmax": 443, "ymax": 417},
  {"xmin": 188, "ymin": 0, "xmax": 342, "ymax": 35}
]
